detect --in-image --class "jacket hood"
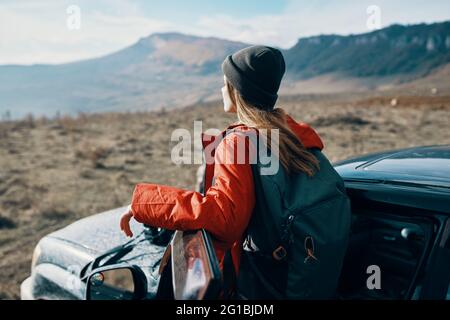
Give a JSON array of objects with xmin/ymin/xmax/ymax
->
[{"xmin": 285, "ymin": 114, "xmax": 324, "ymax": 150}]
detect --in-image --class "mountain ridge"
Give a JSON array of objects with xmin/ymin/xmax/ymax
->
[{"xmin": 1, "ymin": 21, "xmax": 449, "ymax": 119}]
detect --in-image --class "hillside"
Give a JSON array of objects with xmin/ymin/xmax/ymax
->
[
  {"xmin": 0, "ymin": 33, "xmax": 248, "ymax": 119},
  {"xmin": 284, "ymin": 22, "xmax": 450, "ymax": 79}
]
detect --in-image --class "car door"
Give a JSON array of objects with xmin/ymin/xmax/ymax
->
[{"xmin": 337, "ymin": 192, "xmax": 441, "ymax": 300}]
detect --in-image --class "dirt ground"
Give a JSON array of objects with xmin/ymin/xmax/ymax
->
[{"xmin": 1, "ymin": 92, "xmax": 449, "ymax": 299}]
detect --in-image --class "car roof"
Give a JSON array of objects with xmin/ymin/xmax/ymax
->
[{"xmin": 335, "ymin": 145, "xmax": 450, "ymax": 189}]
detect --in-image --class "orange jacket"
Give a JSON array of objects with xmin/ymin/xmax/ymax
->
[{"xmin": 130, "ymin": 115, "xmax": 324, "ymax": 274}]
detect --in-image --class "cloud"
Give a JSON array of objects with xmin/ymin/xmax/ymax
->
[
  {"xmin": 0, "ymin": 0, "xmax": 173, "ymax": 65},
  {"xmin": 183, "ymin": 3, "xmax": 366, "ymax": 49},
  {"xmin": 1, "ymin": 0, "xmax": 449, "ymax": 64},
  {"xmin": 190, "ymin": 0, "xmax": 450, "ymax": 48}
]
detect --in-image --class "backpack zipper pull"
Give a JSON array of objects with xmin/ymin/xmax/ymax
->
[
  {"xmin": 273, "ymin": 215, "xmax": 296, "ymax": 261},
  {"xmin": 304, "ymin": 236, "xmax": 318, "ymax": 263}
]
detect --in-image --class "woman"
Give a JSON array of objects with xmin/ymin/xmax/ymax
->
[{"xmin": 120, "ymin": 46, "xmax": 350, "ymax": 299}]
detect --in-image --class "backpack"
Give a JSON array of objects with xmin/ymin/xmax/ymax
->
[{"xmin": 225, "ymin": 130, "xmax": 352, "ymax": 299}]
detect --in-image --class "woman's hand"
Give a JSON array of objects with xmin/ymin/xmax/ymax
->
[{"xmin": 120, "ymin": 206, "xmax": 134, "ymax": 237}]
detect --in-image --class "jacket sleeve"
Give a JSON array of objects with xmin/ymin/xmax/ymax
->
[{"xmin": 130, "ymin": 133, "xmax": 255, "ymax": 245}]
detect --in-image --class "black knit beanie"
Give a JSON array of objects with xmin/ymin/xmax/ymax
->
[{"xmin": 222, "ymin": 45, "xmax": 286, "ymax": 110}]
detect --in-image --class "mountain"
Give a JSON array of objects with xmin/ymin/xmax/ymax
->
[
  {"xmin": 281, "ymin": 21, "xmax": 450, "ymax": 94},
  {"xmin": 284, "ymin": 22, "xmax": 450, "ymax": 79},
  {"xmin": 0, "ymin": 33, "xmax": 248, "ymax": 119},
  {"xmin": 1, "ymin": 22, "xmax": 449, "ymax": 119}
]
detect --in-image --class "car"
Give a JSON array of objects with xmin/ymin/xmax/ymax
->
[{"xmin": 21, "ymin": 145, "xmax": 450, "ymax": 300}]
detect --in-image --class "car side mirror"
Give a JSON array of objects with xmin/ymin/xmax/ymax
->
[
  {"xmin": 85, "ymin": 265, "xmax": 147, "ymax": 300},
  {"xmin": 171, "ymin": 230, "xmax": 222, "ymax": 300}
]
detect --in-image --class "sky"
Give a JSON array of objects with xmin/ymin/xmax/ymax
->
[{"xmin": 1, "ymin": 0, "xmax": 450, "ymax": 65}]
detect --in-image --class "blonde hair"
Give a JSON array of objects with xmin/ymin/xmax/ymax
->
[{"xmin": 226, "ymin": 81, "xmax": 320, "ymax": 177}]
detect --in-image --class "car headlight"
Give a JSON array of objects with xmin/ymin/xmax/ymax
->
[{"xmin": 31, "ymin": 243, "xmax": 42, "ymax": 271}]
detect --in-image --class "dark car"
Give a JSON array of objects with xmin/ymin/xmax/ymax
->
[{"xmin": 21, "ymin": 145, "xmax": 450, "ymax": 300}]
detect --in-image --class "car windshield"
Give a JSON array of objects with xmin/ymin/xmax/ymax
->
[{"xmin": 363, "ymin": 146, "xmax": 450, "ymax": 179}]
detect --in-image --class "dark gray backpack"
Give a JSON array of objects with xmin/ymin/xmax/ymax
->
[{"xmin": 234, "ymin": 144, "xmax": 352, "ymax": 300}]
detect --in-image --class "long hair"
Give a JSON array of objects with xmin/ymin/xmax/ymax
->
[{"xmin": 226, "ymin": 81, "xmax": 320, "ymax": 177}]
